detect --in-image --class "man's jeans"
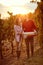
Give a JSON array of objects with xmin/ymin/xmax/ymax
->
[{"xmin": 25, "ymin": 36, "xmax": 34, "ymax": 58}]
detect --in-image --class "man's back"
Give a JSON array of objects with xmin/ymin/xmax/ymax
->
[{"xmin": 22, "ymin": 20, "xmax": 37, "ymax": 32}]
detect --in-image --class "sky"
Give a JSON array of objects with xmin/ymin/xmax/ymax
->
[{"xmin": 0, "ymin": 0, "xmax": 40, "ymax": 19}]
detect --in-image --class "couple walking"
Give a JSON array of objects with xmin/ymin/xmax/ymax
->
[{"xmin": 14, "ymin": 17, "xmax": 37, "ymax": 59}]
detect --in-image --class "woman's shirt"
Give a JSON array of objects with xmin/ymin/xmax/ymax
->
[{"xmin": 14, "ymin": 25, "xmax": 23, "ymax": 42}]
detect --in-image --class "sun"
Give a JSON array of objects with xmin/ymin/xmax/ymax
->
[{"xmin": 11, "ymin": 7, "xmax": 33, "ymax": 15}]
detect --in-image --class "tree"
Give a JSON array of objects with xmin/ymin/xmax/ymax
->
[
  {"xmin": 0, "ymin": 19, "xmax": 4, "ymax": 59},
  {"xmin": 37, "ymin": 0, "xmax": 43, "ymax": 48},
  {"xmin": 7, "ymin": 11, "xmax": 15, "ymax": 55}
]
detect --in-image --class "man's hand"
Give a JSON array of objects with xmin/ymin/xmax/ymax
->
[{"xmin": 34, "ymin": 30, "xmax": 37, "ymax": 35}]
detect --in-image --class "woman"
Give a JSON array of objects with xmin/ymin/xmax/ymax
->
[{"xmin": 14, "ymin": 17, "xmax": 23, "ymax": 59}]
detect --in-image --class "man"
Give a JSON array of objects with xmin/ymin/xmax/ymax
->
[{"xmin": 22, "ymin": 17, "xmax": 37, "ymax": 58}]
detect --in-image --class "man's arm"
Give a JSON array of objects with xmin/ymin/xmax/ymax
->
[{"xmin": 32, "ymin": 21, "xmax": 39, "ymax": 35}]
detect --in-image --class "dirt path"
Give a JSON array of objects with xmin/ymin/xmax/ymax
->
[{"xmin": 0, "ymin": 47, "xmax": 43, "ymax": 65}]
